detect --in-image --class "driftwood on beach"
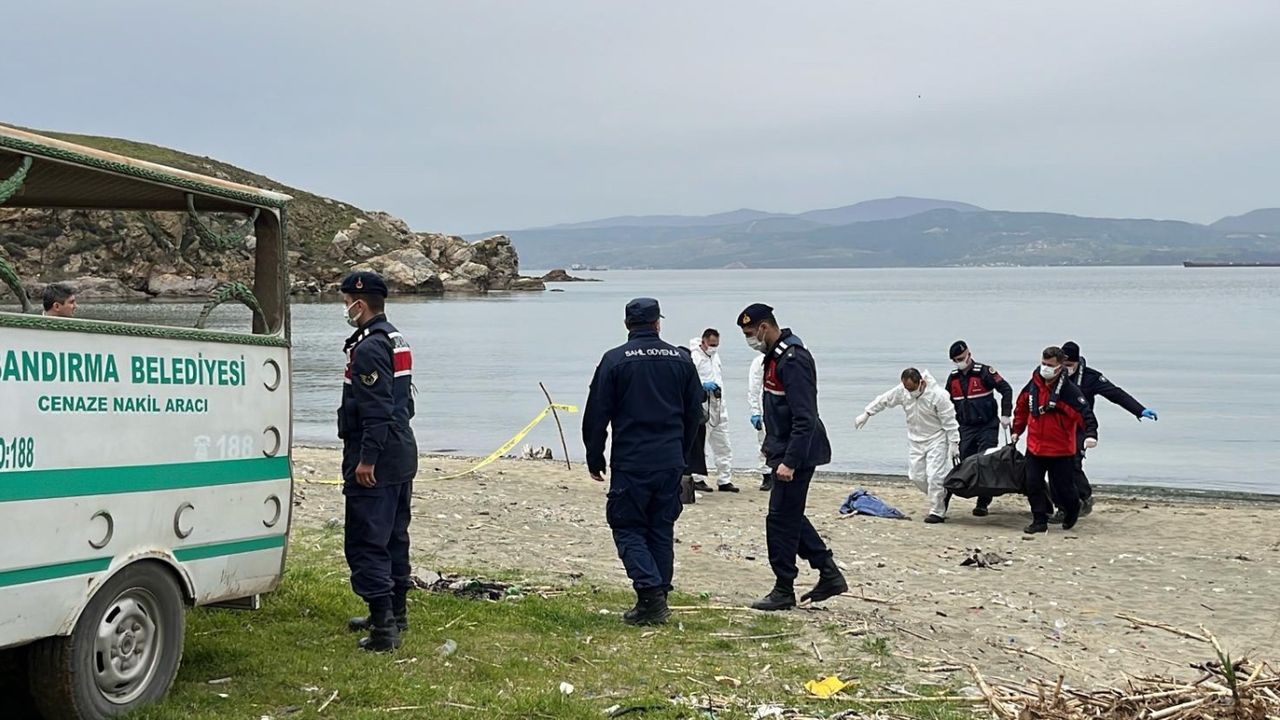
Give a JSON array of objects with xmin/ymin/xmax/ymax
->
[{"xmin": 970, "ymin": 620, "xmax": 1280, "ymax": 720}]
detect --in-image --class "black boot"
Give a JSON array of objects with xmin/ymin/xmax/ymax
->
[
  {"xmin": 623, "ymin": 588, "xmax": 670, "ymax": 626},
  {"xmin": 751, "ymin": 582, "xmax": 796, "ymax": 611},
  {"xmin": 358, "ymin": 605, "xmax": 402, "ymax": 652},
  {"xmin": 348, "ymin": 594, "xmax": 408, "ymax": 633},
  {"xmin": 759, "ymin": 474, "xmax": 773, "ymax": 491},
  {"xmin": 1024, "ymin": 515, "xmax": 1049, "ymax": 534},
  {"xmin": 801, "ymin": 557, "xmax": 848, "ymax": 604}
]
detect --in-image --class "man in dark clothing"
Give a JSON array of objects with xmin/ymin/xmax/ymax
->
[
  {"xmin": 583, "ymin": 298, "xmax": 705, "ymax": 626},
  {"xmin": 1011, "ymin": 346, "xmax": 1099, "ymax": 534},
  {"xmin": 338, "ymin": 271, "xmax": 419, "ymax": 653},
  {"xmin": 946, "ymin": 341, "xmax": 1013, "ymax": 516},
  {"xmin": 1056, "ymin": 341, "xmax": 1158, "ymax": 520},
  {"xmin": 737, "ymin": 303, "xmax": 847, "ymax": 611}
]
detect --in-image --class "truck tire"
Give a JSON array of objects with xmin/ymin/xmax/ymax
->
[{"xmin": 28, "ymin": 562, "xmax": 186, "ymax": 720}]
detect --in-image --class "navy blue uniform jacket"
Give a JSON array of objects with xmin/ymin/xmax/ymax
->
[
  {"xmin": 761, "ymin": 330, "xmax": 832, "ymax": 469},
  {"xmin": 338, "ymin": 315, "xmax": 418, "ymax": 487},
  {"xmin": 582, "ymin": 328, "xmax": 705, "ymax": 474}
]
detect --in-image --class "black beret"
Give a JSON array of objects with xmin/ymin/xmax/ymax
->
[
  {"xmin": 1062, "ymin": 341, "xmax": 1081, "ymax": 362},
  {"xmin": 949, "ymin": 340, "xmax": 968, "ymax": 360},
  {"xmin": 340, "ymin": 271, "xmax": 389, "ymax": 297},
  {"xmin": 737, "ymin": 303, "xmax": 774, "ymax": 328}
]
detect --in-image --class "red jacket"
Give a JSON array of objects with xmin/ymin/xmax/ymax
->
[{"xmin": 1012, "ymin": 372, "xmax": 1098, "ymax": 457}]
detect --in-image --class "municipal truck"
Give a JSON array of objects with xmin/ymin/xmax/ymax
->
[{"xmin": 0, "ymin": 125, "xmax": 294, "ymax": 719}]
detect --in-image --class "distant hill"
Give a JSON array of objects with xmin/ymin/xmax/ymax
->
[
  {"xmin": 545, "ymin": 208, "xmax": 787, "ymax": 230},
  {"xmin": 503, "ymin": 195, "xmax": 981, "ymax": 234},
  {"xmin": 794, "ymin": 196, "xmax": 984, "ymax": 225},
  {"xmin": 504, "ymin": 203, "xmax": 1280, "ymax": 269},
  {"xmin": 1212, "ymin": 208, "xmax": 1280, "ymax": 234}
]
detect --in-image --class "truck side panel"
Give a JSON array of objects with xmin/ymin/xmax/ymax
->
[{"xmin": 0, "ymin": 322, "xmax": 293, "ymax": 650}]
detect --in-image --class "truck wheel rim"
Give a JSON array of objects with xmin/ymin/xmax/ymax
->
[{"xmin": 93, "ymin": 588, "xmax": 163, "ymax": 705}]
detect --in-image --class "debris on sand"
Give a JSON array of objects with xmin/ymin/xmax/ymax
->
[
  {"xmin": 410, "ymin": 569, "xmax": 557, "ymax": 601},
  {"xmin": 969, "ymin": 659, "xmax": 1280, "ymax": 720},
  {"xmin": 960, "ymin": 549, "xmax": 1009, "ymax": 569}
]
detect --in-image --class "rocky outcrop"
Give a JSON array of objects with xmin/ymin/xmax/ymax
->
[
  {"xmin": 28, "ymin": 276, "xmax": 149, "ymax": 301},
  {"xmin": 541, "ymin": 268, "xmax": 600, "ymax": 283},
  {"xmin": 0, "ymin": 205, "xmax": 544, "ymax": 300},
  {"xmin": 147, "ymin": 272, "xmax": 219, "ymax": 298},
  {"xmin": 329, "ymin": 226, "xmax": 543, "ymax": 295},
  {"xmin": 0, "ymin": 130, "xmax": 545, "ymax": 300},
  {"xmin": 351, "ymin": 248, "xmax": 443, "ymax": 294}
]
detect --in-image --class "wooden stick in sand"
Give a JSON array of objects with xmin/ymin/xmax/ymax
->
[
  {"xmin": 539, "ymin": 382, "xmax": 572, "ymax": 470},
  {"xmin": 968, "ymin": 665, "xmax": 1017, "ymax": 720},
  {"xmin": 1114, "ymin": 613, "xmax": 1211, "ymax": 642}
]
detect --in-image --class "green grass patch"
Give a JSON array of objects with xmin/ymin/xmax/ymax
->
[{"xmin": 119, "ymin": 532, "xmax": 972, "ymax": 719}]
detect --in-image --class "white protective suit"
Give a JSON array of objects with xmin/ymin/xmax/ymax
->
[
  {"xmin": 690, "ymin": 338, "xmax": 733, "ymax": 486},
  {"xmin": 748, "ymin": 354, "xmax": 768, "ymax": 476},
  {"xmin": 861, "ymin": 371, "xmax": 960, "ymax": 518}
]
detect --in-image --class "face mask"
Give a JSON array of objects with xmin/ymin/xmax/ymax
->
[
  {"xmin": 954, "ymin": 360, "xmax": 969, "ymax": 371},
  {"xmin": 745, "ymin": 335, "xmax": 766, "ymax": 353},
  {"xmin": 909, "ymin": 387, "xmax": 923, "ymax": 398},
  {"xmin": 1039, "ymin": 364, "xmax": 1059, "ymax": 380},
  {"xmin": 704, "ymin": 346, "xmax": 719, "ymax": 358},
  {"xmin": 343, "ymin": 301, "xmax": 361, "ymax": 328}
]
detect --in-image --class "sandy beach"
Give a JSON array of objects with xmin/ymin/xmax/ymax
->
[{"xmin": 291, "ymin": 447, "xmax": 1280, "ymax": 687}]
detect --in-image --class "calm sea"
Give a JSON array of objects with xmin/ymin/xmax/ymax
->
[{"xmin": 55, "ymin": 267, "xmax": 1280, "ymax": 494}]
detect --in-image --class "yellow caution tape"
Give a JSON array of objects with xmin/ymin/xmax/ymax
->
[{"xmin": 303, "ymin": 403, "xmax": 579, "ymax": 484}]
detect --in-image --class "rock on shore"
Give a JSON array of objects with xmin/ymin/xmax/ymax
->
[{"xmin": 540, "ymin": 268, "xmax": 601, "ymax": 283}]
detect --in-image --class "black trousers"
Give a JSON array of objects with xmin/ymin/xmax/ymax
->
[
  {"xmin": 1024, "ymin": 453, "xmax": 1079, "ymax": 522},
  {"xmin": 1073, "ymin": 453, "xmax": 1092, "ymax": 501},
  {"xmin": 956, "ymin": 421, "xmax": 1000, "ymax": 509},
  {"xmin": 344, "ymin": 480, "xmax": 413, "ymax": 610},
  {"xmin": 766, "ymin": 466, "xmax": 833, "ymax": 584},
  {"xmin": 685, "ymin": 424, "xmax": 708, "ymax": 477},
  {"xmin": 607, "ymin": 468, "xmax": 684, "ymax": 592}
]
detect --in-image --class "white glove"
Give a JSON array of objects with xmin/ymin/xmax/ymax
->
[
  {"xmin": 949, "ymin": 443, "xmax": 961, "ymax": 466},
  {"xmin": 854, "ymin": 413, "xmax": 870, "ymax": 430},
  {"xmin": 1083, "ymin": 437, "xmax": 1098, "ymax": 450},
  {"xmin": 1010, "ymin": 434, "xmax": 1021, "ymax": 446},
  {"xmin": 999, "ymin": 416, "xmax": 1012, "ymax": 429}
]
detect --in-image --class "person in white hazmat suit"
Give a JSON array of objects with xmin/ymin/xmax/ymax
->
[
  {"xmin": 748, "ymin": 354, "xmax": 772, "ymax": 491},
  {"xmin": 690, "ymin": 329, "xmax": 739, "ymax": 492},
  {"xmin": 854, "ymin": 368, "xmax": 960, "ymax": 523}
]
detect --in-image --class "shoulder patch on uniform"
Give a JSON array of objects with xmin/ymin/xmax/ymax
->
[{"xmin": 360, "ymin": 370, "xmax": 379, "ymax": 385}]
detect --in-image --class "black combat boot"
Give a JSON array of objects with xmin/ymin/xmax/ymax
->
[
  {"xmin": 751, "ymin": 581, "xmax": 796, "ymax": 611},
  {"xmin": 759, "ymin": 474, "xmax": 773, "ymax": 491},
  {"xmin": 623, "ymin": 588, "xmax": 670, "ymax": 626},
  {"xmin": 358, "ymin": 605, "xmax": 402, "ymax": 652},
  {"xmin": 348, "ymin": 593, "xmax": 408, "ymax": 633},
  {"xmin": 1024, "ymin": 515, "xmax": 1049, "ymax": 534},
  {"xmin": 801, "ymin": 557, "xmax": 848, "ymax": 604}
]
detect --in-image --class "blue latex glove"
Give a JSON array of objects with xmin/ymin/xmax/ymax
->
[
  {"xmin": 750, "ymin": 415, "xmax": 762, "ymax": 430},
  {"xmin": 1141, "ymin": 408, "xmax": 1158, "ymax": 421},
  {"xmin": 702, "ymin": 381, "xmax": 719, "ymax": 392}
]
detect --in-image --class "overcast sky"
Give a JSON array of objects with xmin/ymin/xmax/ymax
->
[{"xmin": 8, "ymin": 1, "xmax": 1278, "ymax": 232}]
